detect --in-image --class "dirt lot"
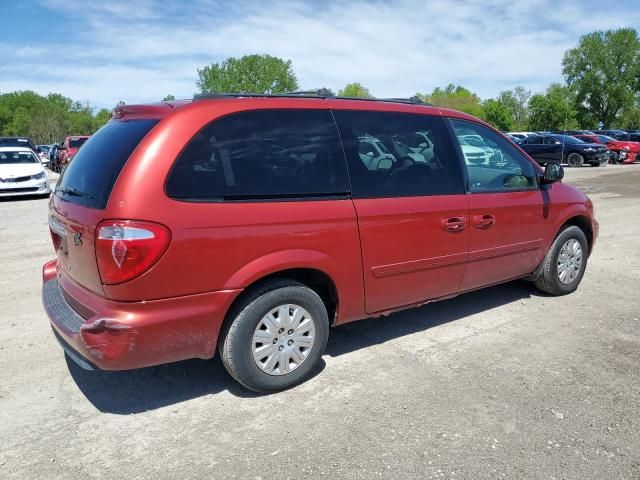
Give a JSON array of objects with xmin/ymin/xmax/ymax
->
[{"xmin": 1, "ymin": 165, "xmax": 639, "ymax": 479}]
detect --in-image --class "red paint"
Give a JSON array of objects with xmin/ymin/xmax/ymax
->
[
  {"xmin": 58, "ymin": 135, "xmax": 90, "ymax": 166},
  {"xmin": 42, "ymin": 97, "xmax": 597, "ymax": 371},
  {"xmin": 574, "ymin": 134, "xmax": 640, "ymax": 164}
]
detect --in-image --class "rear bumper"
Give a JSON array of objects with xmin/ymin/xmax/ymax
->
[{"xmin": 42, "ymin": 259, "xmax": 241, "ymax": 370}]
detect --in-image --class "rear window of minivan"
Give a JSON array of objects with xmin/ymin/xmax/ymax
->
[{"xmin": 56, "ymin": 119, "xmax": 158, "ymax": 209}]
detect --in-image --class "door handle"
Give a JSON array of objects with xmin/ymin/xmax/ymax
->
[
  {"xmin": 472, "ymin": 214, "xmax": 496, "ymax": 229},
  {"xmin": 442, "ymin": 217, "xmax": 466, "ymax": 232}
]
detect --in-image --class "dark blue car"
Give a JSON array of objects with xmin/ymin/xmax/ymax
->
[{"xmin": 517, "ymin": 134, "xmax": 610, "ymax": 167}]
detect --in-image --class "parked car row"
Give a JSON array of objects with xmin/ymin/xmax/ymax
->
[
  {"xmin": 48, "ymin": 136, "xmax": 91, "ymax": 172},
  {"xmin": 0, "ymin": 134, "xmax": 90, "ymax": 199},
  {"xmin": 506, "ymin": 129, "xmax": 640, "ymax": 167}
]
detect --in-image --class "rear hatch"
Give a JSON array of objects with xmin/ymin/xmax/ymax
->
[{"xmin": 49, "ymin": 119, "xmax": 159, "ymax": 295}]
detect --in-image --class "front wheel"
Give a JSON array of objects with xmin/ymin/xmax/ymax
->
[
  {"xmin": 534, "ymin": 226, "xmax": 588, "ymax": 295},
  {"xmin": 219, "ymin": 280, "xmax": 329, "ymax": 393},
  {"xmin": 566, "ymin": 153, "xmax": 584, "ymax": 168}
]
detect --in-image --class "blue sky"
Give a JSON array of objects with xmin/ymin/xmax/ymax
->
[{"xmin": 1, "ymin": 0, "xmax": 639, "ymax": 110}]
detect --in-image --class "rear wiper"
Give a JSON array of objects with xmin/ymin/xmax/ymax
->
[{"xmin": 56, "ymin": 187, "xmax": 94, "ymax": 199}]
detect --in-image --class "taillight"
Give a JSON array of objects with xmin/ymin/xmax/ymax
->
[{"xmin": 95, "ymin": 220, "xmax": 171, "ymax": 284}]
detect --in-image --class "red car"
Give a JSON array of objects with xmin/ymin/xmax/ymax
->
[
  {"xmin": 43, "ymin": 94, "xmax": 597, "ymax": 392},
  {"xmin": 573, "ymin": 134, "xmax": 640, "ymax": 164},
  {"xmin": 55, "ymin": 135, "xmax": 90, "ymax": 171}
]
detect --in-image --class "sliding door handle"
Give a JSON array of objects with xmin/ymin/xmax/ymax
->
[
  {"xmin": 472, "ymin": 214, "xmax": 496, "ymax": 229},
  {"xmin": 442, "ymin": 217, "xmax": 466, "ymax": 232}
]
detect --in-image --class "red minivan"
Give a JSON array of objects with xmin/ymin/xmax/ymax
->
[{"xmin": 42, "ymin": 94, "xmax": 597, "ymax": 392}]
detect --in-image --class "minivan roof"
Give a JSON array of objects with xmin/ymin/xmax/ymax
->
[{"xmin": 113, "ymin": 95, "xmax": 488, "ymax": 127}]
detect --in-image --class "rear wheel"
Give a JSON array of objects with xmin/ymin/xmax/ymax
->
[
  {"xmin": 219, "ymin": 280, "xmax": 329, "ymax": 393},
  {"xmin": 566, "ymin": 153, "xmax": 584, "ymax": 168},
  {"xmin": 534, "ymin": 226, "xmax": 588, "ymax": 295}
]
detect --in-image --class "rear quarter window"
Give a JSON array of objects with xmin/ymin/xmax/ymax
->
[
  {"xmin": 165, "ymin": 109, "xmax": 349, "ymax": 201},
  {"xmin": 56, "ymin": 119, "xmax": 158, "ymax": 209}
]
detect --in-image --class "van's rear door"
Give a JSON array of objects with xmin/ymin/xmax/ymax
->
[{"xmin": 49, "ymin": 119, "xmax": 159, "ymax": 295}]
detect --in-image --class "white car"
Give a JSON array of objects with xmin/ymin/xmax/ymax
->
[
  {"xmin": 358, "ymin": 137, "xmax": 396, "ymax": 170},
  {"xmin": 358, "ymin": 136, "xmax": 426, "ymax": 170},
  {"xmin": 456, "ymin": 136, "xmax": 491, "ymax": 164},
  {"xmin": 0, "ymin": 147, "xmax": 51, "ymax": 198}
]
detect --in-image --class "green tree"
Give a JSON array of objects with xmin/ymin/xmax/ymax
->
[
  {"xmin": 67, "ymin": 101, "xmax": 95, "ymax": 135},
  {"xmin": 93, "ymin": 108, "xmax": 111, "ymax": 131},
  {"xmin": 418, "ymin": 84, "xmax": 483, "ymax": 117},
  {"xmin": 481, "ymin": 99, "xmax": 513, "ymax": 131},
  {"xmin": 0, "ymin": 90, "xmax": 112, "ymax": 143},
  {"xmin": 162, "ymin": 94, "xmax": 175, "ymax": 101},
  {"xmin": 619, "ymin": 105, "xmax": 640, "ymax": 128},
  {"xmin": 563, "ymin": 28, "xmax": 640, "ymax": 127},
  {"xmin": 338, "ymin": 82, "xmax": 373, "ymax": 98},
  {"xmin": 497, "ymin": 87, "xmax": 531, "ymax": 130},
  {"xmin": 528, "ymin": 84, "xmax": 578, "ymax": 131},
  {"xmin": 197, "ymin": 54, "xmax": 299, "ymax": 94}
]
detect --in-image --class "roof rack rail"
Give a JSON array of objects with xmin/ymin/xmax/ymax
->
[
  {"xmin": 193, "ymin": 92, "xmax": 433, "ymax": 106},
  {"xmin": 284, "ymin": 88, "xmax": 335, "ymax": 97},
  {"xmin": 380, "ymin": 96, "xmax": 430, "ymax": 106},
  {"xmin": 193, "ymin": 92, "xmax": 330, "ymax": 101}
]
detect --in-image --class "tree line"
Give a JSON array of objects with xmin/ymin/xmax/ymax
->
[
  {"xmin": 0, "ymin": 91, "xmax": 111, "ymax": 144},
  {"xmin": 193, "ymin": 28, "xmax": 640, "ymax": 132},
  {"xmin": 1, "ymin": 27, "xmax": 639, "ymax": 144}
]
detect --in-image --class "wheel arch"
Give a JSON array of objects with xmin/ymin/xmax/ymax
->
[
  {"xmin": 557, "ymin": 215, "xmax": 594, "ymax": 254},
  {"xmin": 223, "ymin": 252, "xmax": 341, "ymax": 327}
]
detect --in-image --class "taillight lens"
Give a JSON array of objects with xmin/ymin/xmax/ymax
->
[{"xmin": 96, "ymin": 221, "xmax": 171, "ymax": 284}]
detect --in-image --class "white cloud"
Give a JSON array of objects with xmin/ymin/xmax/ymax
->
[{"xmin": 2, "ymin": 0, "xmax": 639, "ymax": 108}]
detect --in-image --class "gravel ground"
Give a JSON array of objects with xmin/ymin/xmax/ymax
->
[{"xmin": 0, "ymin": 165, "xmax": 639, "ymax": 479}]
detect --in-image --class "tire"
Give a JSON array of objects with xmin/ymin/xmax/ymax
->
[
  {"xmin": 219, "ymin": 279, "xmax": 329, "ymax": 393},
  {"xmin": 566, "ymin": 152, "xmax": 584, "ymax": 168},
  {"xmin": 534, "ymin": 225, "xmax": 588, "ymax": 295}
]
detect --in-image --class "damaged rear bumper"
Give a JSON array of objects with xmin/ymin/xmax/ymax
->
[{"xmin": 42, "ymin": 259, "xmax": 241, "ymax": 370}]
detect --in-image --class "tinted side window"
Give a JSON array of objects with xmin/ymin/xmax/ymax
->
[
  {"xmin": 526, "ymin": 135, "xmax": 543, "ymax": 144},
  {"xmin": 450, "ymin": 119, "xmax": 537, "ymax": 193},
  {"xmin": 56, "ymin": 119, "xmax": 159, "ymax": 209},
  {"xmin": 166, "ymin": 109, "xmax": 349, "ymax": 201},
  {"xmin": 332, "ymin": 110, "xmax": 464, "ymax": 198}
]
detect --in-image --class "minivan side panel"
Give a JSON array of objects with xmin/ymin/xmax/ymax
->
[
  {"xmin": 102, "ymin": 99, "xmax": 366, "ymax": 323},
  {"xmin": 354, "ymin": 195, "xmax": 469, "ymax": 313}
]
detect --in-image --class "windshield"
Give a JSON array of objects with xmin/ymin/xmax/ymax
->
[
  {"xmin": 69, "ymin": 138, "xmax": 89, "ymax": 148},
  {"xmin": 0, "ymin": 151, "xmax": 40, "ymax": 164},
  {"xmin": 551, "ymin": 135, "xmax": 584, "ymax": 144},
  {"xmin": 598, "ymin": 135, "xmax": 616, "ymax": 142}
]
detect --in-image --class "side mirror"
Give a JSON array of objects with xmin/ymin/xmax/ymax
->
[
  {"xmin": 542, "ymin": 163, "xmax": 564, "ymax": 184},
  {"xmin": 366, "ymin": 151, "xmax": 374, "ymax": 157}
]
